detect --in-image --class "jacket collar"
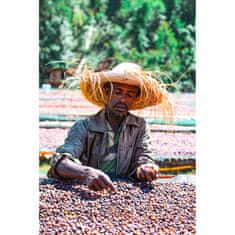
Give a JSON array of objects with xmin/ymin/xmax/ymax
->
[{"xmin": 88, "ymin": 109, "xmax": 140, "ymax": 132}]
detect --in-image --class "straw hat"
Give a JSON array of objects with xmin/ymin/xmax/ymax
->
[{"xmin": 80, "ymin": 62, "xmax": 173, "ymax": 115}]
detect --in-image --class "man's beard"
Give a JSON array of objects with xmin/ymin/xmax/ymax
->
[{"xmin": 113, "ymin": 103, "xmax": 128, "ymax": 117}]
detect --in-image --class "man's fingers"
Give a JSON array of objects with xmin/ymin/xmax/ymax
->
[
  {"xmin": 97, "ymin": 176, "xmax": 109, "ymax": 190},
  {"xmin": 151, "ymin": 165, "xmax": 159, "ymax": 175},
  {"xmin": 144, "ymin": 165, "xmax": 159, "ymax": 180},
  {"xmin": 152, "ymin": 168, "xmax": 159, "ymax": 180},
  {"xmin": 138, "ymin": 166, "xmax": 159, "ymax": 181},
  {"xmin": 140, "ymin": 168, "xmax": 148, "ymax": 180},
  {"xmin": 137, "ymin": 167, "xmax": 147, "ymax": 180},
  {"xmin": 106, "ymin": 181, "xmax": 116, "ymax": 191},
  {"xmin": 88, "ymin": 183, "xmax": 99, "ymax": 191},
  {"xmin": 90, "ymin": 175, "xmax": 115, "ymax": 191},
  {"xmin": 99, "ymin": 175, "xmax": 116, "ymax": 191},
  {"xmin": 145, "ymin": 170, "xmax": 153, "ymax": 181},
  {"xmin": 137, "ymin": 164, "xmax": 159, "ymax": 181},
  {"xmin": 91, "ymin": 178, "xmax": 103, "ymax": 191},
  {"xmin": 146, "ymin": 167, "xmax": 157, "ymax": 180},
  {"xmin": 144, "ymin": 168, "xmax": 154, "ymax": 181},
  {"xmin": 148, "ymin": 169, "xmax": 157, "ymax": 181}
]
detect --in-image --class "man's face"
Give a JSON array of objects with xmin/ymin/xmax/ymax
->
[{"xmin": 105, "ymin": 82, "xmax": 139, "ymax": 116}]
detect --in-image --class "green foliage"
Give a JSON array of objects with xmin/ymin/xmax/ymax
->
[{"xmin": 40, "ymin": 0, "xmax": 195, "ymax": 92}]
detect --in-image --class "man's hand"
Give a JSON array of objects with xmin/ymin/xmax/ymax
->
[
  {"xmin": 54, "ymin": 157, "xmax": 116, "ymax": 192},
  {"xmin": 136, "ymin": 163, "xmax": 159, "ymax": 181},
  {"xmin": 83, "ymin": 167, "xmax": 116, "ymax": 192}
]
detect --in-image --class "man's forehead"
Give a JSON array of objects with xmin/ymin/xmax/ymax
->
[{"xmin": 112, "ymin": 82, "xmax": 139, "ymax": 92}]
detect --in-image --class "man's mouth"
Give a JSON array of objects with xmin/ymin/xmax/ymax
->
[{"xmin": 114, "ymin": 104, "xmax": 128, "ymax": 112}]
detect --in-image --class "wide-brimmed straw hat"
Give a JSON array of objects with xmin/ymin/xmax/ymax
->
[{"xmin": 80, "ymin": 62, "xmax": 173, "ymax": 116}]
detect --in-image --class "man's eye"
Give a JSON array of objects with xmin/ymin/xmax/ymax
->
[
  {"xmin": 127, "ymin": 94, "xmax": 135, "ymax": 98},
  {"xmin": 114, "ymin": 90, "xmax": 121, "ymax": 95}
]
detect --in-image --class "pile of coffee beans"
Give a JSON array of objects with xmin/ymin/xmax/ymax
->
[{"xmin": 40, "ymin": 179, "xmax": 195, "ymax": 234}]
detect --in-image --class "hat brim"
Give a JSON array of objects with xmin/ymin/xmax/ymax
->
[{"xmin": 80, "ymin": 67, "xmax": 172, "ymax": 113}]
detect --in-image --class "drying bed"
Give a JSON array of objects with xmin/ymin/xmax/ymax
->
[
  {"xmin": 39, "ymin": 128, "xmax": 195, "ymax": 157},
  {"xmin": 40, "ymin": 179, "xmax": 196, "ymax": 234}
]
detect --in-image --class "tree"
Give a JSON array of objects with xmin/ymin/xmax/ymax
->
[{"xmin": 39, "ymin": 0, "xmax": 196, "ymax": 92}]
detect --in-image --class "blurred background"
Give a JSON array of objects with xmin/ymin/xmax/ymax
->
[{"xmin": 39, "ymin": 0, "xmax": 195, "ymax": 92}]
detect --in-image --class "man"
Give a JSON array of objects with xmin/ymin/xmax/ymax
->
[{"xmin": 48, "ymin": 63, "xmax": 173, "ymax": 191}]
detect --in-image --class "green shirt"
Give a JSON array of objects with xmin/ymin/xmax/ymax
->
[{"xmin": 99, "ymin": 119, "xmax": 122, "ymax": 174}]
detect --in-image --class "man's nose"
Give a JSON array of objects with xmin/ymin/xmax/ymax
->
[{"xmin": 120, "ymin": 95, "xmax": 127, "ymax": 103}]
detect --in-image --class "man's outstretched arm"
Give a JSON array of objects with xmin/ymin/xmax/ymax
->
[
  {"xmin": 48, "ymin": 154, "xmax": 115, "ymax": 191},
  {"xmin": 47, "ymin": 119, "xmax": 115, "ymax": 191},
  {"xmin": 55, "ymin": 157, "xmax": 115, "ymax": 191}
]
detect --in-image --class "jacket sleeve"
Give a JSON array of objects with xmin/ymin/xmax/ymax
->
[
  {"xmin": 128, "ymin": 119, "xmax": 156, "ymax": 179},
  {"xmin": 47, "ymin": 119, "xmax": 88, "ymax": 179},
  {"xmin": 56, "ymin": 119, "xmax": 88, "ymax": 157}
]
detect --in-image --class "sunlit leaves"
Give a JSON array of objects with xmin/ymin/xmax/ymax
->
[{"xmin": 40, "ymin": 0, "xmax": 195, "ymax": 92}]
